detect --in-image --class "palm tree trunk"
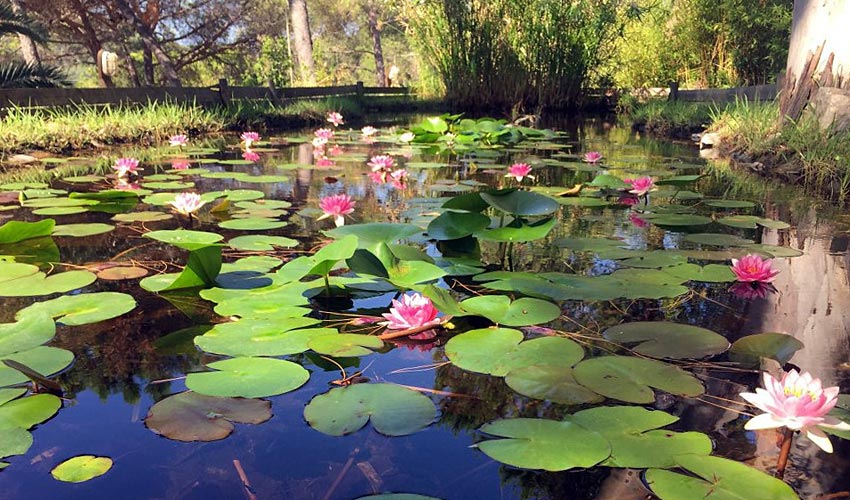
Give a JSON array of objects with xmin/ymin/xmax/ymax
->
[
  {"xmin": 9, "ymin": 0, "xmax": 40, "ymax": 65},
  {"xmin": 288, "ymin": 0, "xmax": 316, "ymax": 85},
  {"xmin": 366, "ymin": 1, "xmax": 386, "ymax": 86}
]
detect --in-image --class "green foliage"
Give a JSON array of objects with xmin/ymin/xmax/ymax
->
[
  {"xmin": 239, "ymin": 36, "xmax": 292, "ymax": 89},
  {"xmin": 0, "ymin": 62, "xmax": 71, "ymax": 89}
]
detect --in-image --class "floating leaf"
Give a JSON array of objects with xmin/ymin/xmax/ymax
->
[
  {"xmin": 145, "ymin": 391, "xmax": 272, "ymax": 442},
  {"xmin": 655, "ymin": 175, "xmax": 703, "ymax": 186},
  {"xmin": 304, "ymin": 383, "xmax": 435, "ymax": 436},
  {"xmin": 0, "ymin": 220, "xmax": 55, "ymax": 244},
  {"xmin": 0, "ymin": 393, "xmax": 61, "ymax": 429},
  {"xmin": 589, "ymin": 174, "xmax": 630, "ymax": 189},
  {"xmin": 729, "ymin": 333, "xmax": 804, "ymax": 367},
  {"xmin": 0, "ymin": 427, "xmax": 32, "ymax": 461},
  {"xmin": 572, "ymin": 356, "xmax": 704, "ymax": 403},
  {"xmin": 475, "ymin": 217, "xmax": 556, "ymax": 242},
  {"xmin": 186, "ymin": 357, "xmax": 309, "ymax": 398},
  {"xmin": 0, "ymin": 262, "xmax": 96, "ymax": 297},
  {"xmin": 459, "ymin": 296, "xmax": 561, "ymax": 326},
  {"xmin": 602, "ymin": 322, "xmax": 729, "ymax": 359},
  {"xmin": 645, "ymin": 455, "xmax": 798, "ymax": 500},
  {"xmin": 427, "ymin": 211, "xmax": 490, "ymax": 240},
  {"xmin": 663, "ymin": 263, "xmax": 736, "ymax": 283},
  {"xmin": 0, "ymin": 346, "xmax": 74, "ymax": 388},
  {"xmin": 619, "ymin": 253, "xmax": 687, "ymax": 269},
  {"xmin": 17, "ymin": 292, "xmax": 136, "ymax": 326},
  {"xmin": 227, "ymin": 235, "xmax": 298, "ymax": 251},
  {"xmin": 196, "ymin": 319, "xmax": 333, "ymax": 357},
  {"xmin": 705, "ymin": 199, "xmax": 756, "ymax": 209},
  {"xmin": 219, "ymin": 218, "xmax": 287, "ymax": 231},
  {"xmin": 308, "ymin": 334, "xmax": 384, "ymax": 357},
  {"xmin": 96, "ymin": 266, "xmax": 148, "ymax": 281},
  {"xmin": 718, "ymin": 216, "xmax": 790, "ymax": 230},
  {"xmin": 145, "ymin": 229, "xmax": 223, "ymax": 251},
  {"xmin": 32, "ymin": 206, "xmax": 88, "ymax": 216},
  {"xmin": 111, "ymin": 211, "xmax": 173, "ymax": 223},
  {"xmin": 642, "ymin": 214, "xmax": 712, "ymax": 227},
  {"xmin": 682, "ymin": 233, "xmax": 754, "ymax": 246},
  {"xmin": 506, "ymin": 365, "xmax": 603, "ymax": 405},
  {"xmin": 446, "ymin": 328, "xmax": 584, "ymax": 376},
  {"xmin": 52, "ymin": 223, "xmax": 114, "ymax": 237},
  {"xmin": 480, "ymin": 190, "xmax": 559, "ymax": 216},
  {"xmin": 51, "ymin": 455, "xmax": 112, "ymax": 483},
  {"xmin": 571, "ymin": 407, "xmax": 712, "ymax": 468},
  {"xmin": 742, "ymin": 243, "xmax": 803, "ymax": 258},
  {"xmin": 0, "ymin": 313, "xmax": 55, "ymax": 356},
  {"xmin": 477, "ymin": 418, "xmax": 610, "ymax": 471}
]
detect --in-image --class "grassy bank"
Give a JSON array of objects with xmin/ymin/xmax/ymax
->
[
  {"xmin": 0, "ymin": 96, "xmax": 444, "ymax": 157},
  {"xmin": 621, "ymin": 98, "xmax": 715, "ymax": 138}
]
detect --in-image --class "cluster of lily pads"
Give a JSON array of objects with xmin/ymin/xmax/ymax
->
[{"xmin": 0, "ymin": 113, "xmax": 845, "ymax": 498}]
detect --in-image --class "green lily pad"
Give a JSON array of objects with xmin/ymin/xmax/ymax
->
[
  {"xmin": 645, "ymin": 455, "xmax": 798, "ymax": 500},
  {"xmin": 145, "ymin": 229, "xmax": 223, "ymax": 251},
  {"xmin": 718, "ymin": 216, "xmax": 790, "ymax": 230},
  {"xmin": 307, "ymin": 334, "xmax": 384, "ymax": 357},
  {"xmin": 571, "ymin": 406, "xmax": 712, "ymax": 468},
  {"xmin": 729, "ymin": 333, "xmax": 804, "ymax": 368},
  {"xmin": 475, "ymin": 217, "xmax": 556, "ymax": 242},
  {"xmin": 0, "ymin": 426, "xmax": 32, "ymax": 461},
  {"xmin": 506, "ymin": 365, "xmax": 603, "ymax": 405},
  {"xmin": 52, "ymin": 223, "xmax": 114, "ymax": 237},
  {"xmin": 446, "ymin": 328, "xmax": 584, "ymax": 376},
  {"xmin": 662, "ymin": 263, "xmax": 736, "ymax": 283},
  {"xmin": 480, "ymin": 190, "xmax": 559, "ymax": 216},
  {"xmin": 619, "ymin": 252, "xmax": 687, "ymax": 269},
  {"xmin": 742, "ymin": 244, "xmax": 803, "ymax": 258},
  {"xmin": 705, "ymin": 199, "xmax": 756, "ymax": 209},
  {"xmin": 0, "ymin": 346, "xmax": 74, "ymax": 388},
  {"xmin": 0, "ymin": 220, "xmax": 55, "ymax": 244},
  {"xmin": 572, "ymin": 355, "xmax": 704, "ymax": 403},
  {"xmin": 0, "ymin": 393, "xmax": 61, "ymax": 429},
  {"xmin": 195, "ymin": 319, "xmax": 332, "ymax": 357},
  {"xmin": 459, "ymin": 296, "xmax": 561, "ymax": 326},
  {"xmin": 219, "ymin": 218, "xmax": 287, "ymax": 231},
  {"xmin": 111, "ymin": 211, "xmax": 173, "ymax": 223},
  {"xmin": 388, "ymin": 260, "xmax": 447, "ymax": 288},
  {"xmin": 655, "ymin": 174, "xmax": 703, "ymax": 185},
  {"xmin": 201, "ymin": 189, "xmax": 265, "ymax": 202},
  {"xmin": 17, "ymin": 292, "xmax": 136, "ymax": 326},
  {"xmin": 602, "ymin": 322, "xmax": 730, "ymax": 359},
  {"xmin": 23, "ymin": 198, "xmax": 97, "ymax": 208},
  {"xmin": 589, "ymin": 174, "xmax": 630, "ymax": 189},
  {"xmin": 235, "ymin": 200, "xmax": 292, "ymax": 211},
  {"xmin": 142, "ymin": 181, "xmax": 195, "ymax": 190},
  {"xmin": 145, "ymin": 391, "xmax": 272, "ymax": 442},
  {"xmin": 323, "ymin": 223, "xmax": 421, "ymax": 249},
  {"xmin": 477, "ymin": 418, "xmax": 610, "ymax": 471},
  {"xmin": 186, "ymin": 357, "xmax": 309, "ymax": 398},
  {"xmin": 0, "ymin": 262, "xmax": 96, "ymax": 297},
  {"xmin": 427, "ymin": 211, "xmax": 491, "ymax": 240},
  {"xmin": 304, "ymin": 383, "xmax": 435, "ymax": 436},
  {"xmin": 682, "ymin": 233, "xmax": 754, "ymax": 246},
  {"xmin": 227, "ymin": 235, "xmax": 298, "ymax": 251},
  {"xmin": 51, "ymin": 455, "xmax": 113, "ymax": 483},
  {"xmin": 0, "ymin": 313, "xmax": 55, "ymax": 356},
  {"xmin": 32, "ymin": 206, "xmax": 89, "ymax": 216},
  {"xmin": 643, "ymin": 214, "xmax": 712, "ymax": 227}
]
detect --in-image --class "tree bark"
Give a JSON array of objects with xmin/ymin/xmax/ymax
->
[
  {"xmin": 366, "ymin": 1, "xmax": 386, "ymax": 86},
  {"xmin": 143, "ymin": 46, "xmax": 154, "ymax": 86},
  {"xmin": 779, "ymin": 0, "xmax": 850, "ymax": 123},
  {"xmin": 9, "ymin": 0, "xmax": 41, "ymax": 65},
  {"xmin": 288, "ymin": 0, "xmax": 315, "ymax": 85},
  {"xmin": 113, "ymin": 0, "xmax": 181, "ymax": 86},
  {"xmin": 67, "ymin": 0, "xmax": 113, "ymax": 87}
]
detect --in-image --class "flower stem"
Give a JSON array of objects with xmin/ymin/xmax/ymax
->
[
  {"xmin": 323, "ymin": 274, "xmax": 331, "ymax": 296},
  {"xmin": 775, "ymin": 428, "xmax": 794, "ymax": 479}
]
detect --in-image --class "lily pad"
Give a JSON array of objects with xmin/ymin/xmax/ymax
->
[
  {"xmin": 111, "ymin": 211, "xmax": 173, "ymax": 223},
  {"xmin": 571, "ymin": 406, "xmax": 712, "ymax": 468},
  {"xmin": 227, "ymin": 235, "xmax": 298, "ymax": 251},
  {"xmin": 32, "ymin": 206, "xmax": 89, "ymax": 216},
  {"xmin": 642, "ymin": 214, "xmax": 712, "ymax": 227},
  {"xmin": 0, "ymin": 220, "xmax": 55, "ymax": 244},
  {"xmin": 186, "ymin": 357, "xmax": 309, "ymax": 398},
  {"xmin": 682, "ymin": 233, "xmax": 754, "ymax": 246},
  {"xmin": 475, "ymin": 217, "xmax": 556, "ymax": 243},
  {"xmin": 307, "ymin": 334, "xmax": 384, "ymax": 357},
  {"xmin": 645, "ymin": 455, "xmax": 798, "ymax": 500},
  {"xmin": 0, "ymin": 346, "xmax": 74, "ymax": 388},
  {"xmin": 52, "ymin": 223, "xmax": 114, "ymax": 238},
  {"xmin": 728, "ymin": 333, "xmax": 804, "ymax": 367},
  {"xmin": 0, "ymin": 313, "xmax": 55, "ymax": 356},
  {"xmin": 480, "ymin": 190, "xmax": 559, "ymax": 216},
  {"xmin": 144, "ymin": 391, "xmax": 272, "ymax": 442},
  {"xmin": 602, "ymin": 322, "xmax": 729, "ymax": 359},
  {"xmin": 51, "ymin": 455, "xmax": 112, "ymax": 483},
  {"xmin": 0, "ymin": 426, "xmax": 32, "ymax": 461},
  {"xmin": 219, "ymin": 218, "xmax": 287, "ymax": 231},
  {"xmin": 742, "ymin": 243, "xmax": 803, "ymax": 258},
  {"xmin": 477, "ymin": 418, "xmax": 610, "ymax": 471},
  {"xmin": 145, "ymin": 229, "xmax": 223, "ymax": 251},
  {"xmin": 195, "ymin": 320, "xmax": 333, "ymax": 357},
  {"xmin": 459, "ymin": 296, "xmax": 561, "ymax": 326},
  {"xmin": 718, "ymin": 216, "xmax": 790, "ymax": 230},
  {"xmin": 427, "ymin": 211, "xmax": 490, "ymax": 240},
  {"xmin": 572, "ymin": 355, "xmax": 704, "ymax": 403},
  {"xmin": 0, "ymin": 393, "xmax": 61, "ymax": 429},
  {"xmin": 446, "ymin": 328, "xmax": 584, "ymax": 376},
  {"xmin": 506, "ymin": 365, "xmax": 603, "ymax": 405},
  {"xmin": 705, "ymin": 199, "xmax": 756, "ymax": 209},
  {"xmin": 17, "ymin": 292, "xmax": 136, "ymax": 326},
  {"xmin": 304, "ymin": 383, "xmax": 436, "ymax": 436},
  {"xmin": 0, "ymin": 262, "xmax": 96, "ymax": 297},
  {"xmin": 96, "ymin": 266, "xmax": 148, "ymax": 281}
]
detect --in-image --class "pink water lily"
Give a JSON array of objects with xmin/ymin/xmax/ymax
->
[
  {"xmin": 242, "ymin": 150, "xmax": 261, "ymax": 163},
  {"xmin": 368, "ymin": 154, "xmax": 396, "ymax": 172},
  {"xmin": 170, "ymin": 160, "xmax": 190, "ymax": 170},
  {"xmin": 327, "ymin": 112, "xmax": 344, "ymax": 127},
  {"xmin": 316, "ymin": 158, "xmax": 335, "ymax": 167},
  {"xmin": 628, "ymin": 212, "xmax": 649, "ymax": 228},
  {"xmin": 368, "ymin": 170, "xmax": 388, "ymax": 184},
  {"xmin": 318, "ymin": 193, "xmax": 355, "ymax": 227},
  {"xmin": 315, "ymin": 128, "xmax": 335, "ymax": 141},
  {"xmin": 583, "ymin": 151, "xmax": 603, "ymax": 163},
  {"xmin": 312, "ymin": 137, "xmax": 328, "ymax": 148},
  {"xmin": 169, "ymin": 134, "xmax": 188, "ymax": 147},
  {"xmin": 740, "ymin": 370, "xmax": 850, "ymax": 453},
  {"xmin": 625, "ymin": 176, "xmax": 656, "ymax": 197},
  {"xmin": 381, "ymin": 292, "xmax": 440, "ymax": 337},
  {"xmin": 168, "ymin": 192, "xmax": 206, "ymax": 216},
  {"xmin": 505, "ymin": 163, "xmax": 534, "ymax": 182},
  {"xmin": 112, "ymin": 157, "xmax": 140, "ymax": 178},
  {"xmin": 731, "ymin": 254, "xmax": 780, "ymax": 283},
  {"xmin": 240, "ymin": 132, "xmax": 260, "ymax": 148},
  {"xmin": 729, "ymin": 281, "xmax": 774, "ymax": 300},
  {"xmin": 390, "ymin": 168, "xmax": 408, "ymax": 188}
]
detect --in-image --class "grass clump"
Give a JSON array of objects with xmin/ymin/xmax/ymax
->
[{"xmin": 626, "ymin": 99, "xmax": 715, "ymax": 137}]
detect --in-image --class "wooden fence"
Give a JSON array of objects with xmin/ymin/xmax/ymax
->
[
  {"xmin": 668, "ymin": 82, "xmax": 778, "ymax": 104},
  {"xmin": 0, "ymin": 80, "xmax": 410, "ymax": 109}
]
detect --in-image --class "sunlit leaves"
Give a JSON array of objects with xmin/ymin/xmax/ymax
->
[
  {"xmin": 51, "ymin": 456, "xmax": 113, "ymax": 483},
  {"xmin": 186, "ymin": 357, "xmax": 309, "ymax": 398}
]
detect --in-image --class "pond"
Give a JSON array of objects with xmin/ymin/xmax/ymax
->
[{"xmin": 0, "ymin": 113, "xmax": 848, "ymax": 500}]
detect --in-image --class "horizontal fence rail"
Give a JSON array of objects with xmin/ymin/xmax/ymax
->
[{"xmin": 0, "ymin": 81, "xmax": 410, "ymax": 109}]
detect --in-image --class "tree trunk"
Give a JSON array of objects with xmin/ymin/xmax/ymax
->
[
  {"xmin": 288, "ymin": 0, "xmax": 315, "ymax": 85},
  {"xmin": 68, "ymin": 0, "xmax": 113, "ymax": 87},
  {"xmin": 113, "ymin": 0, "xmax": 181, "ymax": 86},
  {"xmin": 120, "ymin": 43, "xmax": 142, "ymax": 87},
  {"xmin": 779, "ymin": 0, "xmax": 850, "ymax": 124},
  {"xmin": 143, "ymin": 46, "xmax": 154, "ymax": 86},
  {"xmin": 9, "ymin": 0, "xmax": 40, "ymax": 65},
  {"xmin": 366, "ymin": 1, "xmax": 386, "ymax": 86}
]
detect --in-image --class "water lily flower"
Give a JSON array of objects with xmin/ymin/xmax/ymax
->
[
  {"xmin": 740, "ymin": 370, "xmax": 850, "ymax": 453},
  {"xmin": 390, "ymin": 168, "xmax": 408, "ymax": 188},
  {"xmin": 329, "ymin": 145, "xmax": 343, "ymax": 157},
  {"xmin": 170, "ymin": 160, "xmax": 190, "ymax": 170},
  {"xmin": 505, "ymin": 163, "xmax": 534, "ymax": 182},
  {"xmin": 628, "ymin": 212, "xmax": 649, "ymax": 228},
  {"xmin": 327, "ymin": 112, "xmax": 344, "ymax": 127},
  {"xmin": 241, "ymin": 132, "xmax": 260, "ymax": 148},
  {"xmin": 112, "ymin": 157, "xmax": 140, "ymax": 178},
  {"xmin": 318, "ymin": 193, "xmax": 355, "ymax": 227},
  {"xmin": 381, "ymin": 292, "xmax": 440, "ymax": 336},
  {"xmin": 312, "ymin": 137, "xmax": 328, "ymax": 148},
  {"xmin": 368, "ymin": 170, "xmax": 388, "ymax": 184},
  {"xmin": 731, "ymin": 254, "xmax": 780, "ymax": 283},
  {"xmin": 315, "ymin": 128, "xmax": 335, "ymax": 141},
  {"xmin": 114, "ymin": 178, "xmax": 141, "ymax": 191},
  {"xmin": 169, "ymin": 134, "xmax": 188, "ymax": 147},
  {"xmin": 583, "ymin": 151, "xmax": 603, "ymax": 163},
  {"xmin": 399, "ymin": 132, "xmax": 415, "ymax": 142},
  {"xmin": 242, "ymin": 150, "xmax": 261, "ymax": 163},
  {"xmin": 316, "ymin": 158, "xmax": 335, "ymax": 168},
  {"xmin": 168, "ymin": 192, "xmax": 206, "ymax": 216},
  {"xmin": 729, "ymin": 281, "xmax": 775, "ymax": 300},
  {"xmin": 368, "ymin": 154, "xmax": 396, "ymax": 172},
  {"xmin": 361, "ymin": 126, "xmax": 378, "ymax": 138},
  {"xmin": 625, "ymin": 176, "xmax": 656, "ymax": 197}
]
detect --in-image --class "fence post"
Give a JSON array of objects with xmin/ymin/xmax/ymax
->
[
  {"xmin": 668, "ymin": 81, "xmax": 679, "ymax": 101},
  {"xmin": 217, "ymin": 78, "xmax": 230, "ymax": 106},
  {"xmin": 355, "ymin": 81, "xmax": 364, "ymax": 106}
]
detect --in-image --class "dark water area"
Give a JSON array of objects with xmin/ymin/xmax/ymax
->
[{"xmin": 1, "ymin": 115, "xmax": 849, "ymax": 500}]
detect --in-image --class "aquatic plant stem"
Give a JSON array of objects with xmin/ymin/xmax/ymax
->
[
  {"xmin": 775, "ymin": 428, "xmax": 794, "ymax": 479},
  {"xmin": 323, "ymin": 274, "xmax": 331, "ymax": 296}
]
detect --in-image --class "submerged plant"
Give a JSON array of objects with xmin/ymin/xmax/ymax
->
[
  {"xmin": 731, "ymin": 254, "xmax": 780, "ymax": 283},
  {"xmin": 318, "ymin": 194, "xmax": 356, "ymax": 227}
]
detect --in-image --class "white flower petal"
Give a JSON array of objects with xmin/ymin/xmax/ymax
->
[
  {"xmin": 805, "ymin": 427, "xmax": 834, "ymax": 453},
  {"xmin": 744, "ymin": 413, "xmax": 785, "ymax": 430}
]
